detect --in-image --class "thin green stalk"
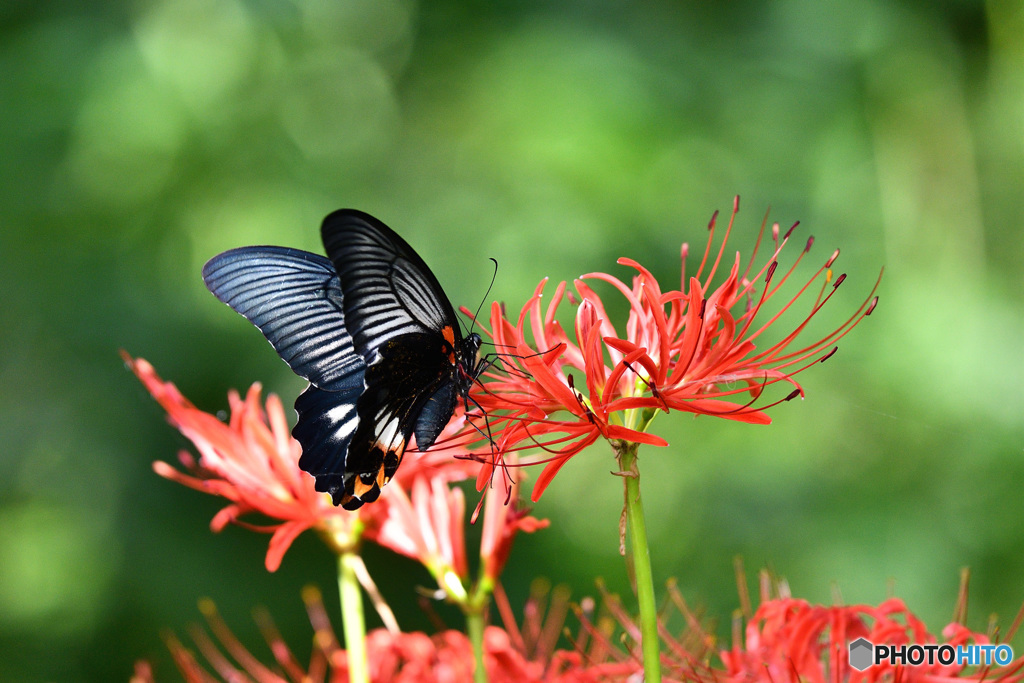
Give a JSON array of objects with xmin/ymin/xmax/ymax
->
[
  {"xmin": 617, "ymin": 442, "xmax": 662, "ymax": 683},
  {"xmin": 338, "ymin": 551, "xmax": 369, "ymax": 683},
  {"xmin": 465, "ymin": 606, "xmax": 488, "ymax": 683}
]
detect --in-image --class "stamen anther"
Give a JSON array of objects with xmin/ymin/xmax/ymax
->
[{"xmin": 818, "ymin": 347, "xmax": 838, "ymax": 363}]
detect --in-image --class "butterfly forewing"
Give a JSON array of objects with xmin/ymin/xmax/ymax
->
[
  {"xmin": 202, "ymin": 247, "xmax": 366, "ymax": 393},
  {"xmin": 321, "ymin": 210, "xmax": 460, "ymax": 360}
]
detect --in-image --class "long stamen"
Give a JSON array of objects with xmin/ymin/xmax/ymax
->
[
  {"xmin": 747, "ymin": 271, "xmax": 881, "ymax": 367},
  {"xmin": 740, "ymin": 207, "xmax": 773, "ymax": 284},
  {"xmin": 693, "ymin": 209, "xmax": 719, "ymax": 282},
  {"xmin": 702, "ymin": 195, "xmax": 741, "ymax": 289}
]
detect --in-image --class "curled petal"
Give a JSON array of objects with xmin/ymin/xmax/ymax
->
[
  {"xmin": 265, "ymin": 521, "xmax": 313, "ymax": 572},
  {"xmin": 210, "ymin": 504, "xmax": 245, "ymax": 532}
]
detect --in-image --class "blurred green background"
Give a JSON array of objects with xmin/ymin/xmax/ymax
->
[{"xmin": 2, "ymin": 0, "xmax": 1023, "ymax": 680}]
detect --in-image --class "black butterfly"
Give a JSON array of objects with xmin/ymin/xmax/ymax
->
[{"xmin": 202, "ymin": 210, "xmax": 484, "ymax": 510}]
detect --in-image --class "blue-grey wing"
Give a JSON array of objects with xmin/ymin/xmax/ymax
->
[{"xmin": 202, "ymin": 246, "xmax": 365, "ymax": 392}]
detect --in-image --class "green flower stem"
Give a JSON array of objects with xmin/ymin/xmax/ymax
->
[
  {"xmin": 616, "ymin": 441, "xmax": 662, "ymax": 683},
  {"xmin": 338, "ymin": 551, "xmax": 369, "ymax": 683},
  {"xmin": 463, "ymin": 581, "xmax": 492, "ymax": 683},
  {"xmin": 465, "ymin": 606, "xmax": 488, "ymax": 683}
]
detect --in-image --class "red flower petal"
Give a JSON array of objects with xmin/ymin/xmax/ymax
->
[{"xmin": 265, "ymin": 521, "xmax": 313, "ymax": 572}]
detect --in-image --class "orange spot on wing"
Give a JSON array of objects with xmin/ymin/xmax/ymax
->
[
  {"xmin": 441, "ymin": 325, "xmax": 458, "ymax": 364},
  {"xmin": 372, "ymin": 440, "xmax": 407, "ymax": 486},
  {"xmin": 352, "ymin": 476, "xmax": 376, "ymax": 499}
]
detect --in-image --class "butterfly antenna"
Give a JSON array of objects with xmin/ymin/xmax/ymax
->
[{"xmin": 467, "ymin": 257, "xmax": 498, "ymax": 334}]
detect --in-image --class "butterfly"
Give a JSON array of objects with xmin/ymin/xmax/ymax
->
[{"xmin": 202, "ymin": 210, "xmax": 484, "ymax": 510}]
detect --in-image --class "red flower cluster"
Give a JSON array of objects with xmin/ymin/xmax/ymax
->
[
  {"xmin": 721, "ymin": 595, "xmax": 1024, "ymax": 683},
  {"xmin": 135, "ymin": 586, "xmax": 644, "ymax": 683},
  {"xmin": 125, "ymin": 355, "xmax": 544, "ymax": 581},
  {"xmin": 137, "ymin": 575, "xmax": 1024, "ymax": 683},
  {"xmin": 366, "ymin": 452, "xmax": 548, "ymax": 599},
  {"xmin": 455, "ymin": 198, "xmax": 880, "ymax": 500},
  {"xmin": 125, "ymin": 354, "xmax": 355, "ymax": 571}
]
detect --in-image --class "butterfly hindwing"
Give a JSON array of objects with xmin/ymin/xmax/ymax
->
[
  {"xmin": 338, "ymin": 331, "xmax": 456, "ymax": 508},
  {"xmin": 293, "ymin": 384, "xmax": 361, "ymax": 504},
  {"xmin": 202, "ymin": 246, "xmax": 366, "ymax": 393}
]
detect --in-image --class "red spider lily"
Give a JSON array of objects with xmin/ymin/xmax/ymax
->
[
  {"xmin": 125, "ymin": 354, "xmax": 472, "ymax": 571},
  {"xmin": 364, "ymin": 473, "xmax": 471, "ymax": 596},
  {"xmin": 528, "ymin": 579, "xmax": 719, "ymax": 681},
  {"xmin": 136, "ymin": 571, "xmax": 1022, "ymax": 683},
  {"xmin": 720, "ymin": 579, "xmax": 1024, "ymax": 683},
  {"xmin": 491, "ymin": 581, "xmax": 653, "ymax": 682},
  {"xmin": 459, "ymin": 197, "xmax": 881, "ymax": 501},
  {"xmin": 361, "ymin": 456, "xmax": 549, "ymax": 599},
  {"xmin": 524, "ymin": 571, "xmax": 1024, "ymax": 683},
  {"xmin": 143, "ymin": 587, "xmax": 646, "ymax": 683}
]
